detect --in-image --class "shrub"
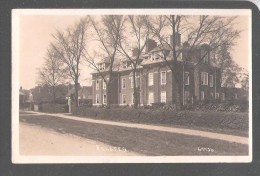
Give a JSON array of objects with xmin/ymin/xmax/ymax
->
[
  {"xmin": 40, "ymin": 103, "xmax": 68, "ymax": 113},
  {"xmin": 72, "ymin": 106, "xmax": 248, "ymax": 132}
]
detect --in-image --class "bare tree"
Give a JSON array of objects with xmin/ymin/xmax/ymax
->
[
  {"xmin": 146, "ymin": 15, "xmax": 241, "ymax": 109},
  {"xmin": 117, "ymin": 15, "xmax": 150, "ymax": 109},
  {"xmin": 51, "ymin": 17, "xmax": 89, "ymax": 107},
  {"xmin": 84, "ymin": 15, "xmax": 125, "ymax": 108},
  {"xmin": 214, "ymin": 44, "xmax": 242, "ymax": 87},
  {"xmin": 37, "ymin": 47, "xmax": 65, "ymax": 103}
]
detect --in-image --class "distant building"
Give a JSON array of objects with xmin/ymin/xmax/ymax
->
[{"xmin": 66, "ymin": 84, "xmax": 92, "ymax": 103}]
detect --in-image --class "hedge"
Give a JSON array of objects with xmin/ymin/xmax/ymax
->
[
  {"xmin": 72, "ymin": 106, "xmax": 248, "ymax": 131},
  {"xmin": 39, "ymin": 103, "xmax": 68, "ymax": 113}
]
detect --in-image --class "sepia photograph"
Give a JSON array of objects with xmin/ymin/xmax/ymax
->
[{"xmin": 12, "ymin": 9, "xmax": 252, "ymax": 163}]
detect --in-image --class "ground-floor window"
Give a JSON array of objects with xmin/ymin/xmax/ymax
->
[
  {"xmin": 221, "ymin": 93, "xmax": 225, "ymax": 101},
  {"xmin": 160, "ymin": 91, "xmax": 166, "ymax": 103},
  {"xmin": 184, "ymin": 91, "xmax": 190, "ymax": 104},
  {"xmin": 148, "ymin": 92, "xmax": 154, "ymax": 104},
  {"xmin": 96, "ymin": 94, "xmax": 100, "ymax": 104},
  {"xmin": 210, "ymin": 92, "xmax": 214, "ymax": 98},
  {"xmin": 200, "ymin": 91, "xmax": 204, "ymax": 100},
  {"xmin": 103, "ymin": 94, "xmax": 107, "ymax": 104},
  {"xmin": 215, "ymin": 93, "xmax": 219, "ymax": 99},
  {"xmin": 122, "ymin": 94, "xmax": 126, "ymax": 104}
]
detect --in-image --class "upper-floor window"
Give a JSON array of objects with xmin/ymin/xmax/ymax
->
[
  {"xmin": 148, "ymin": 73, "xmax": 154, "ymax": 86},
  {"xmin": 209, "ymin": 75, "xmax": 214, "ymax": 87},
  {"xmin": 201, "ymin": 49, "xmax": 209, "ymax": 64},
  {"xmin": 161, "ymin": 71, "xmax": 166, "ymax": 85},
  {"xmin": 98, "ymin": 63, "xmax": 106, "ymax": 71},
  {"xmin": 122, "ymin": 78, "xmax": 126, "ymax": 89},
  {"xmin": 201, "ymin": 72, "xmax": 208, "ymax": 85},
  {"xmin": 130, "ymin": 77, "xmax": 134, "ymax": 88},
  {"xmin": 103, "ymin": 80, "xmax": 106, "ymax": 89},
  {"xmin": 184, "ymin": 72, "xmax": 189, "ymax": 85},
  {"xmin": 96, "ymin": 80, "xmax": 99, "ymax": 90}
]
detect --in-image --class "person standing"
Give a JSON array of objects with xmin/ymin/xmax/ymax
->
[{"xmin": 68, "ymin": 97, "xmax": 72, "ymax": 113}]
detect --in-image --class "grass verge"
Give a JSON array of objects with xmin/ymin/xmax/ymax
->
[{"xmin": 20, "ymin": 114, "xmax": 248, "ymax": 156}]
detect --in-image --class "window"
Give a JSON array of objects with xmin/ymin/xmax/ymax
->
[
  {"xmin": 200, "ymin": 91, "xmax": 204, "ymax": 100},
  {"xmin": 96, "ymin": 94, "xmax": 100, "ymax": 104},
  {"xmin": 215, "ymin": 93, "xmax": 219, "ymax": 99},
  {"xmin": 122, "ymin": 61, "xmax": 128, "ymax": 69},
  {"xmin": 201, "ymin": 72, "xmax": 208, "ymax": 85},
  {"xmin": 184, "ymin": 72, "xmax": 189, "ymax": 85},
  {"xmin": 209, "ymin": 75, "xmax": 213, "ymax": 87},
  {"xmin": 130, "ymin": 77, "xmax": 134, "ymax": 88},
  {"xmin": 98, "ymin": 63, "xmax": 106, "ymax": 71},
  {"xmin": 136, "ymin": 76, "xmax": 140, "ymax": 87},
  {"xmin": 201, "ymin": 49, "xmax": 209, "ymax": 63},
  {"xmin": 148, "ymin": 92, "xmax": 154, "ymax": 104},
  {"xmin": 210, "ymin": 92, "xmax": 214, "ymax": 98},
  {"xmin": 221, "ymin": 93, "xmax": 225, "ymax": 101},
  {"xmin": 161, "ymin": 91, "xmax": 166, "ymax": 103},
  {"xmin": 122, "ymin": 78, "xmax": 126, "ymax": 89},
  {"xmin": 161, "ymin": 71, "xmax": 166, "ymax": 85},
  {"xmin": 103, "ymin": 94, "xmax": 107, "ymax": 104},
  {"xmin": 132, "ymin": 93, "xmax": 134, "ymax": 104},
  {"xmin": 184, "ymin": 91, "xmax": 190, "ymax": 104},
  {"xmin": 103, "ymin": 80, "xmax": 106, "ymax": 89},
  {"xmin": 148, "ymin": 73, "xmax": 154, "ymax": 86},
  {"xmin": 122, "ymin": 94, "xmax": 126, "ymax": 104},
  {"xmin": 96, "ymin": 80, "xmax": 99, "ymax": 90}
]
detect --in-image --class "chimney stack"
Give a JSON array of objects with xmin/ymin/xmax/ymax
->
[
  {"xmin": 145, "ymin": 39, "xmax": 157, "ymax": 53},
  {"xmin": 169, "ymin": 33, "xmax": 181, "ymax": 47}
]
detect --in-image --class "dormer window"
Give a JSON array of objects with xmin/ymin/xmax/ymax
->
[
  {"xmin": 98, "ymin": 63, "xmax": 106, "ymax": 71},
  {"xmin": 150, "ymin": 53, "xmax": 160, "ymax": 61},
  {"xmin": 122, "ymin": 61, "xmax": 128, "ymax": 69}
]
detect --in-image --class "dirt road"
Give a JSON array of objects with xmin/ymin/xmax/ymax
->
[{"xmin": 19, "ymin": 122, "xmax": 139, "ymax": 156}]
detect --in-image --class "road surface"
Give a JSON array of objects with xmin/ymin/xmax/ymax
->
[{"xmin": 19, "ymin": 122, "xmax": 139, "ymax": 156}]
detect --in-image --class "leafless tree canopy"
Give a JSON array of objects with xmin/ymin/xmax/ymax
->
[
  {"xmin": 50, "ymin": 17, "xmax": 89, "ymax": 107},
  {"xmin": 37, "ymin": 15, "xmax": 245, "ymax": 108},
  {"xmin": 84, "ymin": 15, "xmax": 125, "ymax": 108},
  {"xmin": 37, "ymin": 46, "xmax": 65, "ymax": 102}
]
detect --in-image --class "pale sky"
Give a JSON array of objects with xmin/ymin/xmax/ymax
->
[{"xmin": 18, "ymin": 14, "xmax": 250, "ymax": 90}]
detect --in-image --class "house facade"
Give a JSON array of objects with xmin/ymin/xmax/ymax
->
[{"xmin": 92, "ymin": 36, "xmax": 226, "ymax": 106}]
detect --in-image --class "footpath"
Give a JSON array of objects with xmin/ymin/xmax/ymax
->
[{"xmin": 20, "ymin": 111, "xmax": 249, "ymax": 145}]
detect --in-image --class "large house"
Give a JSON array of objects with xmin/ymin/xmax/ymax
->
[{"xmin": 92, "ymin": 35, "xmax": 238, "ymax": 106}]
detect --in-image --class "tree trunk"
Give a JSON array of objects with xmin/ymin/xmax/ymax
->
[
  {"xmin": 106, "ymin": 79, "xmax": 111, "ymax": 108},
  {"xmin": 52, "ymin": 85, "xmax": 56, "ymax": 103},
  {"xmin": 133, "ymin": 68, "xmax": 138, "ymax": 109},
  {"xmin": 74, "ymin": 78, "xmax": 79, "ymax": 108}
]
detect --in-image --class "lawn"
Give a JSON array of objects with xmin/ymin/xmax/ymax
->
[{"xmin": 20, "ymin": 114, "xmax": 248, "ymax": 156}]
